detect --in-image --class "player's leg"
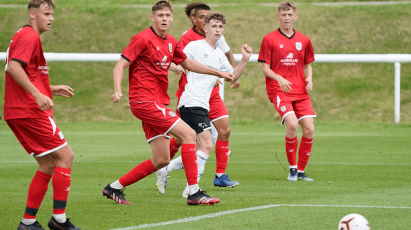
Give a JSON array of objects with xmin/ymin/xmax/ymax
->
[
  {"xmin": 294, "ymin": 98, "xmax": 316, "ymax": 181},
  {"xmin": 212, "ymin": 117, "xmax": 239, "ymax": 187},
  {"xmin": 283, "ymin": 114, "xmax": 299, "ymax": 181}
]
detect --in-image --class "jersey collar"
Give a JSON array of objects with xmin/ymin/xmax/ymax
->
[
  {"xmin": 278, "ymin": 28, "xmax": 295, "ymax": 39},
  {"xmin": 24, "ymin": 25, "xmax": 33, "ymax": 28},
  {"xmin": 192, "ymin": 26, "xmax": 206, "ymax": 38},
  {"xmin": 150, "ymin": 26, "xmax": 167, "ymax": 40}
]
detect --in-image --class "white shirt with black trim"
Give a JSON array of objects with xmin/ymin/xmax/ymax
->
[{"xmin": 178, "ymin": 39, "xmax": 234, "ymax": 111}]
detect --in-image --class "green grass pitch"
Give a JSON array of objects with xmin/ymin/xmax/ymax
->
[{"xmin": 1, "ymin": 121, "xmax": 410, "ymax": 229}]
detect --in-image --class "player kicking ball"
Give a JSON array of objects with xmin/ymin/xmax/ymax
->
[
  {"xmin": 155, "ymin": 3, "xmax": 242, "ymax": 197},
  {"xmin": 102, "ymin": 1, "xmax": 234, "ymax": 206},
  {"xmin": 5, "ymin": 1, "xmax": 80, "ymax": 229},
  {"xmin": 258, "ymin": 1, "xmax": 316, "ymax": 182}
]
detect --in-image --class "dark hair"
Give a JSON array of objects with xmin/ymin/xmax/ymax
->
[
  {"xmin": 205, "ymin": 12, "xmax": 226, "ymax": 24},
  {"xmin": 185, "ymin": 2, "xmax": 205, "ymax": 17},
  {"xmin": 152, "ymin": 0, "xmax": 173, "ymax": 13},
  {"xmin": 193, "ymin": 4, "xmax": 211, "ymax": 17},
  {"xmin": 28, "ymin": 0, "xmax": 55, "ymax": 10}
]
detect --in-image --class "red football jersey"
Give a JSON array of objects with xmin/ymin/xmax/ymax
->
[
  {"xmin": 4, "ymin": 25, "xmax": 53, "ymax": 120},
  {"xmin": 175, "ymin": 26, "xmax": 220, "ymax": 98},
  {"xmin": 121, "ymin": 27, "xmax": 187, "ymax": 105},
  {"xmin": 258, "ymin": 29, "xmax": 315, "ymax": 101}
]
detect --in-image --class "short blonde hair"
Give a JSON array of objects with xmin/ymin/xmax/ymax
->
[
  {"xmin": 152, "ymin": 0, "xmax": 173, "ymax": 13},
  {"xmin": 278, "ymin": 1, "xmax": 296, "ymax": 12},
  {"xmin": 28, "ymin": 0, "xmax": 55, "ymax": 10},
  {"xmin": 205, "ymin": 12, "xmax": 226, "ymax": 25}
]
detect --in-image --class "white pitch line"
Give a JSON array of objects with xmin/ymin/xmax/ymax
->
[{"xmin": 110, "ymin": 203, "xmax": 411, "ymax": 230}]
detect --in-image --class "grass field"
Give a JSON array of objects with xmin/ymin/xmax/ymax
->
[{"xmin": 1, "ymin": 121, "xmax": 410, "ymax": 229}]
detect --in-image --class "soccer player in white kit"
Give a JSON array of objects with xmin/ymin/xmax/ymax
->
[{"xmin": 169, "ymin": 12, "xmax": 252, "ymax": 197}]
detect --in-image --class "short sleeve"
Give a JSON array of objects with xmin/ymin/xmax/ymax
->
[
  {"xmin": 258, "ymin": 36, "xmax": 272, "ymax": 65},
  {"xmin": 219, "ymin": 52, "xmax": 234, "ymax": 73},
  {"xmin": 121, "ymin": 36, "xmax": 146, "ymax": 63},
  {"xmin": 172, "ymin": 43, "xmax": 187, "ymax": 65},
  {"xmin": 304, "ymin": 39, "xmax": 315, "ymax": 65},
  {"xmin": 216, "ymin": 34, "xmax": 230, "ymax": 54},
  {"xmin": 183, "ymin": 42, "xmax": 196, "ymax": 60},
  {"xmin": 10, "ymin": 32, "xmax": 38, "ymax": 66}
]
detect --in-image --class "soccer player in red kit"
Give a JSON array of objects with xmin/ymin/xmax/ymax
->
[
  {"xmin": 258, "ymin": 1, "xmax": 316, "ymax": 182},
  {"xmin": 4, "ymin": 1, "xmax": 80, "ymax": 229},
  {"xmin": 155, "ymin": 4, "xmax": 240, "ymax": 197},
  {"xmin": 102, "ymin": 1, "xmax": 234, "ymax": 206}
]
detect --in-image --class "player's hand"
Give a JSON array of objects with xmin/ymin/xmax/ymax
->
[
  {"xmin": 174, "ymin": 65, "xmax": 189, "ymax": 75},
  {"xmin": 34, "ymin": 93, "xmax": 54, "ymax": 111},
  {"xmin": 218, "ymin": 71, "xmax": 234, "ymax": 82},
  {"xmin": 231, "ymin": 80, "xmax": 240, "ymax": 88},
  {"xmin": 241, "ymin": 44, "xmax": 253, "ymax": 59},
  {"xmin": 278, "ymin": 76, "xmax": 293, "ymax": 93},
  {"xmin": 306, "ymin": 78, "xmax": 313, "ymax": 92},
  {"xmin": 112, "ymin": 92, "xmax": 123, "ymax": 103},
  {"xmin": 214, "ymin": 79, "xmax": 223, "ymax": 87},
  {"xmin": 51, "ymin": 85, "xmax": 74, "ymax": 98}
]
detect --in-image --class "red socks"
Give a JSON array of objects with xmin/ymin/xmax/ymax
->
[
  {"xmin": 23, "ymin": 171, "xmax": 52, "ymax": 219},
  {"xmin": 297, "ymin": 137, "xmax": 313, "ymax": 172},
  {"xmin": 52, "ymin": 167, "xmax": 71, "ymax": 215},
  {"xmin": 181, "ymin": 144, "xmax": 198, "ymax": 185},
  {"xmin": 169, "ymin": 137, "xmax": 181, "ymax": 159},
  {"xmin": 215, "ymin": 140, "xmax": 229, "ymax": 174},
  {"xmin": 119, "ymin": 159, "xmax": 156, "ymax": 187},
  {"xmin": 285, "ymin": 136, "xmax": 298, "ymax": 166}
]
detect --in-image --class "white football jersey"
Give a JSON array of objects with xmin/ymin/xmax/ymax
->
[{"xmin": 178, "ymin": 39, "xmax": 234, "ymax": 111}]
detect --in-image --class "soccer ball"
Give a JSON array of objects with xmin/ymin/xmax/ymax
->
[{"xmin": 338, "ymin": 213, "xmax": 370, "ymax": 230}]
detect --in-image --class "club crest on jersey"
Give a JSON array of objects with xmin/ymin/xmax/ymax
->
[
  {"xmin": 296, "ymin": 42, "xmax": 302, "ymax": 51},
  {"xmin": 168, "ymin": 111, "xmax": 176, "ymax": 117},
  {"xmin": 169, "ymin": 43, "xmax": 172, "ymax": 53},
  {"xmin": 281, "ymin": 105, "xmax": 286, "ymax": 112}
]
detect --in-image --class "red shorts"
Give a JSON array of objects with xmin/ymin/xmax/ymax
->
[
  {"xmin": 131, "ymin": 101, "xmax": 180, "ymax": 143},
  {"xmin": 176, "ymin": 91, "xmax": 229, "ymax": 123},
  {"xmin": 272, "ymin": 95, "xmax": 316, "ymax": 125},
  {"xmin": 6, "ymin": 117, "xmax": 67, "ymax": 157}
]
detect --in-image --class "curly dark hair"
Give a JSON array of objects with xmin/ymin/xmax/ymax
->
[
  {"xmin": 184, "ymin": 2, "xmax": 205, "ymax": 17},
  {"xmin": 205, "ymin": 12, "xmax": 226, "ymax": 24}
]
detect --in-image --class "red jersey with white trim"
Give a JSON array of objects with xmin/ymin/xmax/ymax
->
[
  {"xmin": 4, "ymin": 25, "xmax": 53, "ymax": 120},
  {"xmin": 175, "ymin": 26, "xmax": 220, "ymax": 98},
  {"xmin": 258, "ymin": 29, "xmax": 314, "ymax": 101},
  {"xmin": 121, "ymin": 27, "xmax": 187, "ymax": 105}
]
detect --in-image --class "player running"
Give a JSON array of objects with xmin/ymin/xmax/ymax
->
[
  {"xmin": 171, "ymin": 12, "xmax": 251, "ymax": 197},
  {"xmin": 155, "ymin": 4, "xmax": 241, "ymax": 197},
  {"xmin": 258, "ymin": 1, "xmax": 316, "ymax": 182},
  {"xmin": 102, "ymin": 1, "xmax": 234, "ymax": 206},
  {"xmin": 5, "ymin": 1, "xmax": 80, "ymax": 229}
]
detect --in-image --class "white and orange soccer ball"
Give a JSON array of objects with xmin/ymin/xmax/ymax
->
[{"xmin": 338, "ymin": 214, "xmax": 370, "ymax": 230}]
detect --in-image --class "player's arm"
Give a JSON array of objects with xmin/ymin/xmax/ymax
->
[
  {"xmin": 6, "ymin": 60, "xmax": 54, "ymax": 111},
  {"xmin": 305, "ymin": 63, "xmax": 313, "ymax": 92},
  {"xmin": 231, "ymin": 44, "xmax": 252, "ymax": 83},
  {"xmin": 180, "ymin": 58, "xmax": 234, "ymax": 81},
  {"xmin": 169, "ymin": 62, "xmax": 188, "ymax": 75},
  {"xmin": 224, "ymin": 50, "xmax": 240, "ymax": 88},
  {"xmin": 50, "ymin": 85, "xmax": 74, "ymax": 98},
  {"xmin": 261, "ymin": 63, "xmax": 293, "ymax": 93},
  {"xmin": 112, "ymin": 57, "xmax": 130, "ymax": 103}
]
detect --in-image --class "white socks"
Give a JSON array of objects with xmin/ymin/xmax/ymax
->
[
  {"xmin": 216, "ymin": 173, "xmax": 224, "ymax": 178},
  {"xmin": 188, "ymin": 184, "xmax": 200, "ymax": 195},
  {"xmin": 52, "ymin": 213, "xmax": 66, "ymax": 223},
  {"xmin": 22, "ymin": 218, "xmax": 36, "ymax": 225},
  {"xmin": 110, "ymin": 180, "xmax": 124, "ymax": 190},
  {"xmin": 196, "ymin": 151, "xmax": 209, "ymax": 182},
  {"xmin": 163, "ymin": 156, "xmax": 185, "ymax": 174}
]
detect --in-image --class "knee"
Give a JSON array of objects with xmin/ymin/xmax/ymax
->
[
  {"xmin": 217, "ymin": 126, "xmax": 231, "ymax": 140},
  {"xmin": 203, "ymin": 142, "xmax": 213, "ymax": 154},
  {"xmin": 181, "ymin": 129, "xmax": 196, "ymax": 143},
  {"xmin": 302, "ymin": 125, "xmax": 315, "ymax": 137},
  {"xmin": 287, "ymin": 122, "xmax": 299, "ymax": 133},
  {"xmin": 154, "ymin": 157, "xmax": 170, "ymax": 169}
]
